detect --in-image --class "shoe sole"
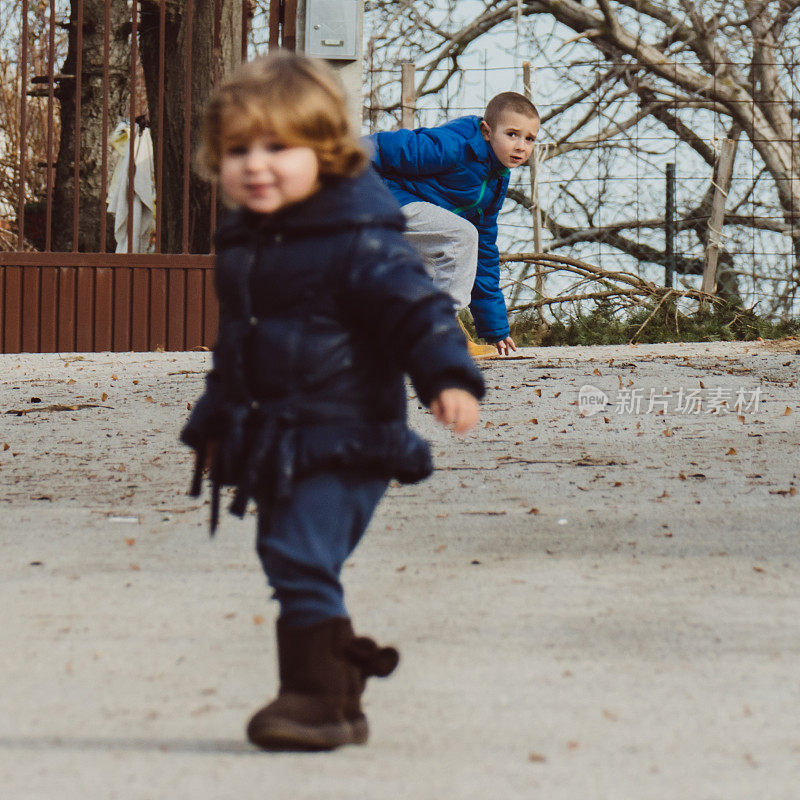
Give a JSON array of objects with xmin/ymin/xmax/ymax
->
[{"xmin": 247, "ymin": 716, "xmax": 367, "ymax": 751}]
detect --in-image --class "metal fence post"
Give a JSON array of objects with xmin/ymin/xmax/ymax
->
[{"xmin": 665, "ymin": 162, "xmax": 676, "ymax": 288}]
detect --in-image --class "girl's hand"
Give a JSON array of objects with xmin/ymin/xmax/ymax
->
[
  {"xmin": 493, "ymin": 336, "xmax": 517, "ymax": 356},
  {"xmin": 430, "ymin": 388, "xmax": 480, "ymax": 434}
]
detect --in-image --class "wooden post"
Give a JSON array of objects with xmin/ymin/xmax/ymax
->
[
  {"xmin": 522, "ymin": 61, "xmax": 544, "ymax": 317},
  {"xmin": 400, "ymin": 61, "xmax": 416, "ymax": 129},
  {"xmin": 701, "ymin": 138, "xmax": 736, "ymax": 299}
]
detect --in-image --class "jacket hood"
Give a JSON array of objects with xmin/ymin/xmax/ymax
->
[{"xmin": 215, "ymin": 167, "xmax": 405, "ymax": 245}]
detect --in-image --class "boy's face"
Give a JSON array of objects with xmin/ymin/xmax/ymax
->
[
  {"xmin": 480, "ymin": 111, "xmax": 540, "ymax": 169},
  {"xmin": 219, "ymin": 133, "xmax": 320, "ymax": 214}
]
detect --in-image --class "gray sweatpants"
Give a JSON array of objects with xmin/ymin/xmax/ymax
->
[{"xmin": 402, "ymin": 201, "xmax": 479, "ymax": 311}]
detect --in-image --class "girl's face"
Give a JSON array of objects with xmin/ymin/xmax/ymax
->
[{"xmin": 219, "ymin": 132, "xmax": 320, "ymax": 214}]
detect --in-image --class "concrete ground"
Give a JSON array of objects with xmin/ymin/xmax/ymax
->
[{"xmin": 1, "ymin": 340, "xmax": 799, "ymax": 800}]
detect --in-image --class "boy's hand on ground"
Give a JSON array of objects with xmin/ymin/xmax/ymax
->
[
  {"xmin": 494, "ymin": 336, "xmax": 517, "ymax": 356},
  {"xmin": 431, "ymin": 388, "xmax": 480, "ymax": 434}
]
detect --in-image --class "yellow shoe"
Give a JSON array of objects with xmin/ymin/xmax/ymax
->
[{"xmin": 457, "ymin": 317, "xmax": 497, "ymax": 359}]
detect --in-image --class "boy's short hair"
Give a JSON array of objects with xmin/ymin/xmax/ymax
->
[
  {"xmin": 483, "ymin": 92, "xmax": 539, "ymax": 128},
  {"xmin": 197, "ymin": 52, "xmax": 367, "ymax": 180}
]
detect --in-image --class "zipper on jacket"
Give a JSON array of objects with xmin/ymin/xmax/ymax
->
[{"xmin": 451, "ymin": 167, "xmax": 508, "ymax": 216}]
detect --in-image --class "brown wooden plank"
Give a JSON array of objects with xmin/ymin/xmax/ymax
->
[
  {"xmin": 0, "ymin": 263, "xmax": 4, "ymax": 352},
  {"xmin": 203, "ymin": 268, "xmax": 218, "ymax": 347},
  {"xmin": 131, "ymin": 268, "xmax": 150, "ymax": 351},
  {"xmin": 21, "ymin": 266, "xmax": 41, "ymax": 352},
  {"xmin": 2, "ymin": 266, "xmax": 22, "ymax": 353},
  {"xmin": 75, "ymin": 267, "xmax": 95, "ymax": 351},
  {"xmin": 0, "ymin": 253, "xmax": 214, "ymax": 267},
  {"xmin": 57, "ymin": 267, "xmax": 77, "ymax": 352},
  {"xmin": 94, "ymin": 267, "xmax": 114, "ymax": 351},
  {"xmin": 113, "ymin": 267, "xmax": 132, "ymax": 351},
  {"xmin": 167, "ymin": 268, "xmax": 186, "ymax": 351},
  {"xmin": 185, "ymin": 269, "xmax": 204, "ymax": 349},
  {"xmin": 149, "ymin": 268, "xmax": 168, "ymax": 351},
  {"xmin": 39, "ymin": 266, "xmax": 59, "ymax": 352}
]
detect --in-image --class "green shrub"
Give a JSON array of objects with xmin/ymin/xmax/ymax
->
[{"xmin": 499, "ymin": 300, "xmax": 800, "ymax": 346}]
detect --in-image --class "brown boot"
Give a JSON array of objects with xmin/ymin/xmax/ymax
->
[
  {"xmin": 342, "ymin": 631, "xmax": 400, "ymax": 744},
  {"xmin": 247, "ymin": 617, "xmax": 356, "ymax": 751}
]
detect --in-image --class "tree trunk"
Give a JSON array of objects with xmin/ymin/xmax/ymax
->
[
  {"xmin": 139, "ymin": 0, "xmax": 244, "ymax": 254},
  {"xmin": 52, "ymin": 0, "xmax": 131, "ymax": 252}
]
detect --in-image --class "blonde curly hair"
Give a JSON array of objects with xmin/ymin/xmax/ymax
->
[{"xmin": 197, "ymin": 52, "xmax": 367, "ymax": 181}]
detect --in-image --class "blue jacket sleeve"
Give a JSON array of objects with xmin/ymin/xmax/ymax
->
[
  {"xmin": 369, "ymin": 128, "xmax": 463, "ymax": 177},
  {"xmin": 469, "ymin": 215, "xmax": 510, "ymax": 342},
  {"xmin": 344, "ymin": 229, "xmax": 485, "ymax": 405}
]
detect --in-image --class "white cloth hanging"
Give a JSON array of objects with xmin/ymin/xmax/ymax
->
[{"xmin": 107, "ymin": 121, "xmax": 156, "ymax": 253}]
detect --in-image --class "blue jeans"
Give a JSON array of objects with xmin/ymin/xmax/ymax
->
[{"xmin": 256, "ymin": 471, "xmax": 388, "ymax": 629}]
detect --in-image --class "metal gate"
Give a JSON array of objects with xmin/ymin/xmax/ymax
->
[{"xmin": 0, "ymin": 0, "xmax": 297, "ymax": 353}]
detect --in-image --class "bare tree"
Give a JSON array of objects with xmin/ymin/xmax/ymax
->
[
  {"xmin": 140, "ymin": 0, "xmax": 245, "ymax": 253},
  {"xmin": 51, "ymin": 0, "xmax": 130, "ymax": 252},
  {"xmin": 366, "ymin": 0, "xmax": 800, "ymax": 316}
]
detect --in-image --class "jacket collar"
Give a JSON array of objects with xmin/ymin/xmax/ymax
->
[
  {"xmin": 215, "ymin": 167, "xmax": 405, "ymax": 245},
  {"xmin": 465, "ymin": 117, "xmax": 507, "ymax": 174}
]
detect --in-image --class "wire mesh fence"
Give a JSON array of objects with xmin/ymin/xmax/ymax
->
[{"xmin": 364, "ymin": 56, "xmax": 799, "ymax": 323}]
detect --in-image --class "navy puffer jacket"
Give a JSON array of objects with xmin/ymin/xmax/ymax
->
[{"xmin": 181, "ymin": 167, "xmax": 485, "ymax": 531}]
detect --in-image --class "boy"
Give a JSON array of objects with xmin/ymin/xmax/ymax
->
[{"xmin": 370, "ymin": 92, "xmax": 540, "ymax": 356}]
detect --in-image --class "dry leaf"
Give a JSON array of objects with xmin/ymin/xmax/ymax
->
[
  {"xmin": 534, "ymin": 388, "xmax": 542, "ymax": 397},
  {"xmin": 434, "ymin": 545, "xmax": 447, "ymax": 553},
  {"xmin": 484, "ymin": 421, "xmax": 494, "ymax": 428},
  {"xmin": 124, "ymin": 538, "xmax": 136, "ymax": 547},
  {"xmin": 699, "ymin": 380, "xmax": 706, "ymax": 388},
  {"xmin": 530, "ymin": 418, "xmax": 538, "ymax": 424},
  {"xmin": 253, "ymin": 615, "xmax": 265, "ymax": 625},
  {"xmin": 726, "ymin": 447, "xmax": 737, "ymax": 455},
  {"xmin": 395, "ymin": 565, "xmax": 406, "ymax": 572},
  {"xmin": 603, "ymin": 417, "xmax": 610, "ymax": 423},
  {"xmin": 186, "ymin": 402, "xmax": 193, "ymax": 410},
  {"xmin": 129, "ymin": 563, "xmax": 140, "ymax": 571},
  {"xmin": 737, "ymin": 415, "xmax": 745, "ymax": 423},
  {"xmin": 111, "ymin": 374, "xmax": 118, "ymax": 381},
  {"xmin": 662, "ymin": 428, "xmax": 673, "ymax": 437},
  {"xmin": 613, "ymin": 481, "xmax": 623, "ymax": 487},
  {"xmin": 145, "ymin": 396, "xmax": 155, "ymax": 403},
  {"xmin": 593, "ymin": 368, "xmax": 602, "ymax": 376},
  {"xmin": 783, "ymin": 406, "xmax": 793, "ymax": 415},
  {"xmin": 528, "ymin": 752, "xmax": 547, "ymax": 763},
  {"xmin": 132, "ymin": 380, "xmax": 139, "ymax": 385},
  {"xmin": 678, "ymin": 472, "xmax": 687, "ymax": 480},
  {"xmin": 101, "ymin": 393, "xmax": 108, "ymax": 402},
  {"xmin": 3, "ymin": 443, "xmax": 9, "ymax": 451},
  {"xmin": 67, "ymin": 379, "xmax": 76, "ymax": 385},
  {"xmin": 752, "ymin": 566, "xmax": 765, "ymax": 573},
  {"xmin": 528, "ymin": 507, "xmax": 539, "ymax": 515},
  {"xmin": 553, "ymin": 391, "xmax": 561, "ymax": 398}
]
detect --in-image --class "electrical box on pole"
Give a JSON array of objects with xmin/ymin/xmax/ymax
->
[{"xmin": 306, "ymin": 0, "xmax": 360, "ymax": 61}]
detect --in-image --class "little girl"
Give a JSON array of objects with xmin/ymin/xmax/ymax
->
[{"xmin": 181, "ymin": 52, "xmax": 484, "ymax": 752}]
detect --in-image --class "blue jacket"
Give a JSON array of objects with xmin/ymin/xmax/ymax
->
[
  {"xmin": 181, "ymin": 167, "xmax": 485, "ymax": 532},
  {"xmin": 370, "ymin": 116, "xmax": 511, "ymax": 341}
]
